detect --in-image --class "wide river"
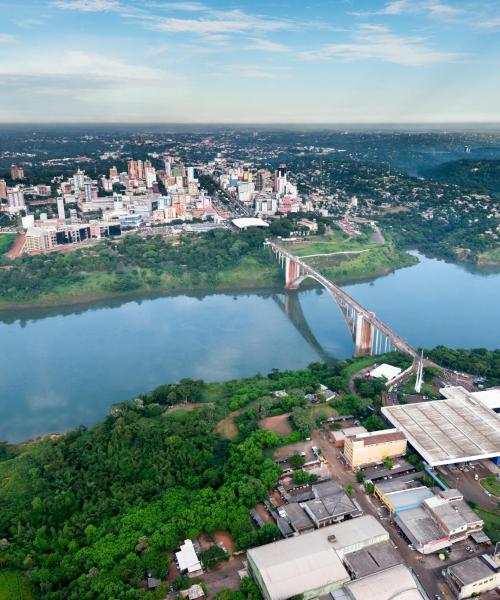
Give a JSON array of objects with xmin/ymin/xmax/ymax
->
[{"xmin": 1, "ymin": 252, "xmax": 499, "ymax": 442}]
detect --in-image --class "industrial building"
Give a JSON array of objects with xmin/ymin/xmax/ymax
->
[
  {"xmin": 344, "ymin": 564, "xmax": 426, "ymax": 600},
  {"xmin": 443, "ymin": 554, "xmax": 500, "ymax": 599},
  {"xmin": 280, "ymin": 503, "xmax": 314, "ymax": 533},
  {"xmin": 394, "ymin": 489, "xmax": 484, "ymax": 554},
  {"xmin": 342, "ymin": 541, "xmax": 402, "ymax": 579},
  {"xmin": 374, "ymin": 474, "xmax": 434, "ymax": 513},
  {"xmin": 381, "ymin": 397, "xmax": 500, "ymax": 466},
  {"xmin": 368, "ymin": 364, "xmax": 402, "ymax": 382},
  {"xmin": 343, "ymin": 429, "xmax": 407, "ymax": 470},
  {"xmin": 329, "ymin": 426, "xmax": 367, "ymax": 448},
  {"xmin": 441, "ymin": 385, "xmax": 500, "ymax": 414},
  {"xmin": 247, "ymin": 516, "xmax": 388, "ymax": 600}
]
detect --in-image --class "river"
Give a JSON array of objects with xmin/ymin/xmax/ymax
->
[{"xmin": 0, "ymin": 252, "xmax": 499, "ymax": 442}]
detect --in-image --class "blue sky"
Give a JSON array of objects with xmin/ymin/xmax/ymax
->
[{"xmin": 0, "ymin": 0, "xmax": 499, "ymax": 123}]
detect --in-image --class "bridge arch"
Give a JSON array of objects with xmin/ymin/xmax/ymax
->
[{"xmin": 270, "ymin": 241, "xmax": 417, "ymax": 358}]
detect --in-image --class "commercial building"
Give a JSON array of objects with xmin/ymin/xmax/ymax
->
[
  {"xmin": 280, "ymin": 503, "xmax": 314, "ymax": 533},
  {"xmin": 175, "ymin": 540, "xmax": 202, "ymax": 576},
  {"xmin": 368, "ymin": 364, "xmax": 402, "ymax": 382},
  {"xmin": 329, "ymin": 426, "xmax": 367, "ymax": 448},
  {"xmin": 10, "ymin": 164, "xmax": 24, "ymax": 180},
  {"xmin": 381, "ymin": 398, "xmax": 500, "ymax": 466},
  {"xmin": 343, "ymin": 429, "xmax": 407, "ymax": 470},
  {"xmin": 395, "ymin": 507, "xmax": 451, "ymax": 554},
  {"xmin": 443, "ymin": 554, "xmax": 500, "ymax": 599},
  {"xmin": 441, "ymin": 385, "xmax": 500, "ymax": 414},
  {"xmin": 247, "ymin": 516, "xmax": 388, "ymax": 600},
  {"xmin": 374, "ymin": 475, "xmax": 433, "ymax": 513},
  {"xmin": 344, "ymin": 564, "xmax": 426, "ymax": 600},
  {"xmin": 423, "ymin": 491, "xmax": 483, "ymax": 542}
]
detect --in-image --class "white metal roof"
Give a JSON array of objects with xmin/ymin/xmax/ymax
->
[
  {"xmin": 232, "ymin": 217, "xmax": 269, "ymax": 229},
  {"xmin": 369, "ymin": 364, "xmax": 402, "ymax": 381},
  {"xmin": 345, "ymin": 564, "xmax": 425, "ymax": 600},
  {"xmin": 176, "ymin": 540, "xmax": 202, "ymax": 573},
  {"xmin": 381, "ymin": 398, "xmax": 500, "ymax": 466},
  {"xmin": 247, "ymin": 516, "xmax": 386, "ymax": 600}
]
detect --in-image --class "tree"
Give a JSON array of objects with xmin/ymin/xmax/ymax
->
[
  {"xmin": 384, "ymin": 458, "xmax": 393, "ymax": 470},
  {"xmin": 288, "ymin": 454, "xmax": 305, "ymax": 469},
  {"xmin": 346, "ymin": 484, "xmax": 354, "ymax": 496},
  {"xmin": 362, "ymin": 415, "xmax": 387, "ymax": 432},
  {"xmin": 172, "ymin": 575, "xmax": 192, "ymax": 591},
  {"xmin": 293, "ymin": 471, "xmax": 311, "ymax": 485},
  {"xmin": 356, "ymin": 471, "xmax": 365, "ymax": 483},
  {"xmin": 200, "ymin": 545, "xmax": 229, "ymax": 570},
  {"xmin": 364, "ymin": 482, "xmax": 374, "ymax": 494}
]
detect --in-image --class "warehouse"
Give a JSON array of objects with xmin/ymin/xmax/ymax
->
[
  {"xmin": 443, "ymin": 554, "xmax": 500, "ymax": 599},
  {"xmin": 344, "ymin": 564, "xmax": 426, "ymax": 600},
  {"xmin": 342, "ymin": 541, "xmax": 402, "ymax": 578},
  {"xmin": 395, "ymin": 507, "xmax": 451, "ymax": 554},
  {"xmin": 381, "ymin": 398, "xmax": 500, "ymax": 466},
  {"xmin": 247, "ymin": 516, "xmax": 388, "ymax": 600}
]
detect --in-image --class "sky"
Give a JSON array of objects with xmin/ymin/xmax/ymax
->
[{"xmin": 0, "ymin": 0, "xmax": 499, "ymax": 123}]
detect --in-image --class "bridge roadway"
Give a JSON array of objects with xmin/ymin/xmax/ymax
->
[{"xmin": 269, "ymin": 240, "xmax": 418, "ymax": 359}]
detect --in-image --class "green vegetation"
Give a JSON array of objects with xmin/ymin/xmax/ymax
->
[
  {"xmin": 0, "ymin": 571, "xmax": 36, "ymax": 600},
  {"xmin": 0, "ymin": 229, "xmax": 282, "ymax": 307},
  {"xmin": 480, "ymin": 476, "xmax": 500, "ymax": 497},
  {"xmin": 475, "ymin": 508, "xmax": 500, "ymax": 543},
  {"xmin": 0, "ymin": 234, "xmax": 15, "ymax": 256},
  {"xmin": 424, "ymin": 346, "xmax": 500, "ymax": 386},
  {"xmin": 293, "ymin": 471, "xmax": 317, "ymax": 485},
  {"xmin": 0, "ymin": 225, "xmax": 418, "ymax": 308},
  {"xmin": 200, "ymin": 545, "xmax": 229, "ymax": 570},
  {"xmin": 427, "ymin": 159, "xmax": 500, "ymax": 194}
]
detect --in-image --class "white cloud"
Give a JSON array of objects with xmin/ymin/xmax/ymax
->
[
  {"xmin": 0, "ymin": 34, "xmax": 15, "ymax": 42},
  {"xmin": 0, "ymin": 50, "xmax": 168, "ymax": 82},
  {"xmin": 221, "ymin": 64, "xmax": 289, "ymax": 79},
  {"xmin": 149, "ymin": 2, "xmax": 208, "ymax": 10},
  {"xmin": 149, "ymin": 9, "xmax": 290, "ymax": 35},
  {"xmin": 301, "ymin": 26, "xmax": 460, "ymax": 66},
  {"xmin": 50, "ymin": 0, "xmax": 119, "ymax": 12},
  {"xmin": 247, "ymin": 38, "xmax": 289, "ymax": 52}
]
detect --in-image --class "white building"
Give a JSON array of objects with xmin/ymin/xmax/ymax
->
[
  {"xmin": 6, "ymin": 187, "xmax": 25, "ymax": 213},
  {"xmin": 175, "ymin": 540, "xmax": 202, "ymax": 576}
]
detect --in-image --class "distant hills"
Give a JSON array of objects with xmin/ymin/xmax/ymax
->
[{"xmin": 425, "ymin": 159, "xmax": 500, "ymax": 194}]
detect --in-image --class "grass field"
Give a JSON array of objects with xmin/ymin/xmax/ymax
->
[
  {"xmin": 283, "ymin": 230, "xmax": 375, "ymax": 257},
  {"xmin": 480, "ymin": 475, "xmax": 500, "ymax": 497},
  {"xmin": 0, "ymin": 571, "xmax": 36, "ymax": 600},
  {"xmin": 0, "ymin": 234, "xmax": 16, "ymax": 255},
  {"xmin": 475, "ymin": 508, "xmax": 500, "ymax": 543}
]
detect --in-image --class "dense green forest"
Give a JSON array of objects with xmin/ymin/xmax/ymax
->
[
  {"xmin": 0, "ymin": 229, "xmax": 281, "ymax": 305},
  {"xmin": 0, "ymin": 355, "xmax": 408, "ymax": 599},
  {"xmin": 425, "ymin": 346, "xmax": 500, "ymax": 386},
  {"xmin": 425, "ymin": 159, "xmax": 500, "ymax": 194}
]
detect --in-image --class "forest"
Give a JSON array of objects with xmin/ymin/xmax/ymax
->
[{"xmin": 0, "ymin": 353, "xmax": 412, "ymax": 600}]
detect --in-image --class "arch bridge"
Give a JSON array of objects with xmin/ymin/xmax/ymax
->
[{"xmin": 269, "ymin": 240, "xmax": 418, "ymax": 358}]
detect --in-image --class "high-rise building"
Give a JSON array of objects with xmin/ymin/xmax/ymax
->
[
  {"xmin": 137, "ymin": 160, "xmax": 144, "ymax": 180},
  {"xmin": 274, "ymin": 164, "xmax": 287, "ymax": 196},
  {"xmin": 145, "ymin": 164, "xmax": 156, "ymax": 189},
  {"xmin": 187, "ymin": 167, "xmax": 195, "ymax": 182},
  {"xmin": 84, "ymin": 181, "xmax": 93, "ymax": 203},
  {"xmin": 256, "ymin": 169, "xmax": 272, "ymax": 192},
  {"xmin": 57, "ymin": 196, "xmax": 65, "ymax": 220},
  {"xmin": 10, "ymin": 164, "xmax": 24, "ymax": 180},
  {"xmin": 128, "ymin": 160, "xmax": 138, "ymax": 179},
  {"xmin": 0, "ymin": 179, "xmax": 7, "ymax": 200},
  {"xmin": 73, "ymin": 169, "xmax": 85, "ymax": 193},
  {"xmin": 109, "ymin": 166, "xmax": 118, "ymax": 178},
  {"xmin": 7, "ymin": 187, "xmax": 25, "ymax": 213}
]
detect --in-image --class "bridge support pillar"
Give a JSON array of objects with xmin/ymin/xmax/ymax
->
[
  {"xmin": 285, "ymin": 257, "xmax": 301, "ymax": 289},
  {"xmin": 354, "ymin": 314, "xmax": 374, "ymax": 356}
]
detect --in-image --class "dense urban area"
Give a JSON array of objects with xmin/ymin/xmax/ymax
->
[{"xmin": 0, "ymin": 127, "xmax": 499, "ymax": 600}]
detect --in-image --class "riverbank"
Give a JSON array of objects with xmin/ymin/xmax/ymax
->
[{"xmin": 0, "ymin": 241, "xmax": 417, "ymax": 310}]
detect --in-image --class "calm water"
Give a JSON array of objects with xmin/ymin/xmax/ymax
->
[{"xmin": 0, "ymin": 253, "xmax": 499, "ymax": 442}]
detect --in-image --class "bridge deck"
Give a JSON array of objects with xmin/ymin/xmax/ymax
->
[{"xmin": 270, "ymin": 241, "xmax": 418, "ymax": 358}]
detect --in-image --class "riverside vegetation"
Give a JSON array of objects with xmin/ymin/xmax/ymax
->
[
  {"xmin": 0, "ymin": 227, "xmax": 414, "ymax": 308},
  {"xmin": 0, "ymin": 350, "xmax": 498, "ymax": 599}
]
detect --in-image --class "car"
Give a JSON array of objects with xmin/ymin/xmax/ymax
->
[
  {"xmin": 465, "ymin": 546, "xmax": 471, "ymax": 551},
  {"xmin": 435, "ymin": 595, "xmax": 441, "ymax": 600}
]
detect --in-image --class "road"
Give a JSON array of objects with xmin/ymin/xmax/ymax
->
[
  {"xmin": 438, "ymin": 463, "xmax": 499, "ymax": 512},
  {"xmin": 310, "ymin": 428, "xmax": 489, "ymax": 600}
]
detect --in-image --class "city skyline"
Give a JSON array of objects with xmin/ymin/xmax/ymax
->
[{"xmin": 0, "ymin": 0, "xmax": 499, "ymax": 123}]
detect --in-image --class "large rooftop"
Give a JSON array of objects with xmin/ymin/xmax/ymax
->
[
  {"xmin": 343, "ymin": 541, "xmax": 402, "ymax": 578},
  {"xmin": 381, "ymin": 397, "xmax": 500, "ymax": 466},
  {"xmin": 344, "ymin": 564, "xmax": 425, "ymax": 600},
  {"xmin": 247, "ymin": 516, "xmax": 388, "ymax": 600},
  {"xmin": 447, "ymin": 555, "xmax": 498, "ymax": 585},
  {"xmin": 395, "ymin": 507, "xmax": 448, "ymax": 545}
]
